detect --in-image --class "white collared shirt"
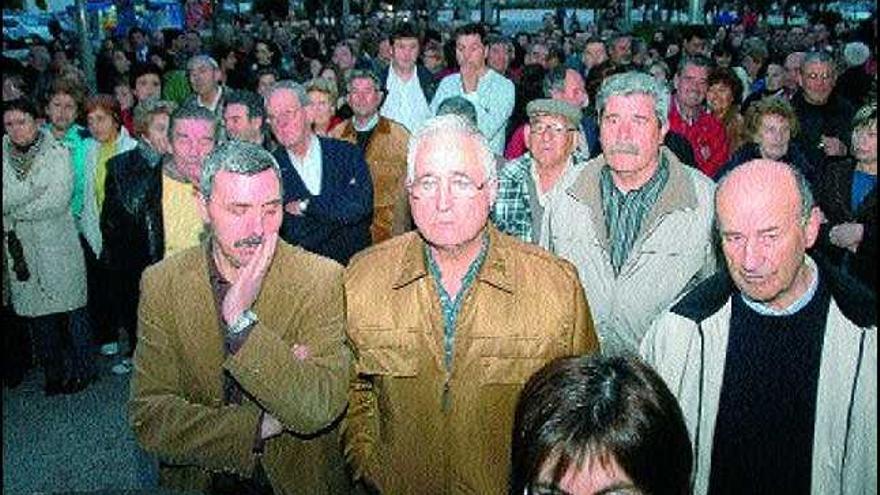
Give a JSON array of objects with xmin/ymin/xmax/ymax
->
[
  {"xmin": 197, "ymin": 86, "xmax": 224, "ymax": 113},
  {"xmin": 287, "ymin": 135, "xmax": 322, "ymax": 195},
  {"xmin": 381, "ymin": 66, "xmax": 431, "ymax": 133}
]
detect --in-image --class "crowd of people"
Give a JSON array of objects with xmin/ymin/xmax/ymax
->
[{"xmin": 2, "ymin": 7, "xmax": 877, "ymax": 495}]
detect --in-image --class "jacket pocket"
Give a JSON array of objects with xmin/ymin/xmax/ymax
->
[
  {"xmin": 475, "ymin": 336, "xmax": 555, "ymax": 385},
  {"xmin": 353, "ymin": 327, "xmax": 418, "ymax": 377}
]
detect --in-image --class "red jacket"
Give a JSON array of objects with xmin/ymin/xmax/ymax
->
[{"xmin": 668, "ymin": 101, "xmax": 729, "ymax": 178}]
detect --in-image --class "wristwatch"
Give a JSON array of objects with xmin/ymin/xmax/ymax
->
[{"xmin": 228, "ymin": 309, "xmax": 259, "ymax": 335}]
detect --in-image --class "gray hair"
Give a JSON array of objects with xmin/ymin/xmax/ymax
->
[
  {"xmin": 200, "ymin": 141, "xmax": 283, "ymax": 199},
  {"xmin": 346, "ymin": 69, "xmax": 382, "ymax": 93},
  {"xmin": 187, "ymin": 54, "xmax": 219, "ymax": 71},
  {"xmin": 676, "ymin": 54, "xmax": 713, "ymax": 75},
  {"xmin": 801, "ymin": 51, "xmax": 837, "ymax": 76},
  {"xmin": 169, "ymin": 104, "xmax": 218, "ymax": 140},
  {"xmin": 405, "ymin": 114, "xmax": 496, "ymax": 184},
  {"xmin": 596, "ymin": 71, "xmax": 670, "ymax": 128},
  {"xmin": 543, "ymin": 66, "xmax": 569, "ymax": 97},
  {"xmin": 266, "ymin": 80, "xmax": 311, "ymax": 107},
  {"xmin": 436, "ymin": 96, "xmax": 478, "ymax": 127},
  {"xmin": 133, "ymin": 98, "xmax": 177, "ymax": 137},
  {"xmin": 224, "ymin": 89, "xmax": 265, "ymax": 119}
]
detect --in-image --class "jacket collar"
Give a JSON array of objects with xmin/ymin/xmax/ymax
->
[{"xmin": 392, "ymin": 226, "xmax": 514, "ymax": 294}]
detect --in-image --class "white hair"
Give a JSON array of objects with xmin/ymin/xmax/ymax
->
[{"xmin": 405, "ymin": 114, "xmax": 496, "ymax": 184}]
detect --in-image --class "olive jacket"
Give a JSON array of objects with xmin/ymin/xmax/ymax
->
[
  {"xmin": 331, "ymin": 116, "xmax": 411, "ymax": 244},
  {"xmin": 342, "ymin": 227, "xmax": 599, "ymax": 494},
  {"xmin": 129, "ymin": 242, "xmax": 352, "ymax": 494}
]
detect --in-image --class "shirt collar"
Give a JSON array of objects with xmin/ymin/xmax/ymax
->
[{"xmin": 353, "ymin": 113, "xmax": 380, "ymax": 132}]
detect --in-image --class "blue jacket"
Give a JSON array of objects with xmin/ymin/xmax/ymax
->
[{"xmin": 273, "ymin": 137, "xmax": 373, "ymax": 265}]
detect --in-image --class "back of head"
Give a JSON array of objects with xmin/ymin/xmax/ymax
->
[{"xmin": 510, "ymin": 354, "xmax": 693, "ymax": 495}]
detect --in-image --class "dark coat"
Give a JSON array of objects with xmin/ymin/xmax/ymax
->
[
  {"xmin": 814, "ymin": 157, "xmax": 877, "ymax": 292},
  {"xmin": 791, "ymin": 91, "xmax": 856, "ymax": 169},
  {"xmin": 378, "ymin": 64, "xmax": 438, "ymax": 104},
  {"xmin": 273, "ymin": 137, "xmax": 373, "ymax": 265}
]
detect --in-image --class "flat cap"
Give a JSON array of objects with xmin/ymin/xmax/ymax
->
[{"xmin": 526, "ymin": 98, "xmax": 582, "ymax": 127}]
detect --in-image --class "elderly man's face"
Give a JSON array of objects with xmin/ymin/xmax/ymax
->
[
  {"xmin": 526, "ymin": 114, "xmax": 577, "ymax": 168},
  {"xmin": 599, "ymin": 93, "xmax": 666, "ymax": 182},
  {"xmin": 409, "ymin": 132, "xmax": 496, "ymax": 251},
  {"xmin": 171, "ymin": 118, "xmax": 216, "ymax": 183},
  {"xmin": 200, "ymin": 169, "xmax": 283, "ymax": 270},
  {"xmin": 188, "ymin": 62, "xmax": 221, "ymax": 97},
  {"xmin": 800, "ymin": 61, "xmax": 836, "ymax": 105},
  {"xmin": 348, "ymin": 77, "xmax": 382, "ymax": 120},
  {"xmin": 674, "ymin": 63, "xmax": 710, "ymax": 110},
  {"xmin": 755, "ymin": 113, "xmax": 791, "ymax": 161},
  {"xmin": 267, "ymin": 88, "xmax": 309, "ymax": 150},
  {"xmin": 554, "ymin": 69, "xmax": 588, "ymax": 108},
  {"xmin": 717, "ymin": 162, "xmax": 820, "ymax": 310}
]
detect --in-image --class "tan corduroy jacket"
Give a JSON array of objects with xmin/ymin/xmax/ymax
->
[
  {"xmin": 129, "ymin": 242, "xmax": 352, "ymax": 494},
  {"xmin": 331, "ymin": 116, "xmax": 410, "ymax": 243},
  {"xmin": 342, "ymin": 227, "xmax": 599, "ymax": 494}
]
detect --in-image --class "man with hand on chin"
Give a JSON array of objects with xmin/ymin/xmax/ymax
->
[
  {"xmin": 130, "ymin": 141, "xmax": 351, "ymax": 493},
  {"xmin": 430, "ymin": 23, "xmax": 515, "ymax": 155}
]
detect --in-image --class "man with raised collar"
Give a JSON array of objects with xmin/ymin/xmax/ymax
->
[
  {"xmin": 378, "ymin": 22, "xmax": 437, "ymax": 134},
  {"xmin": 546, "ymin": 71, "xmax": 717, "ymax": 356},
  {"xmin": 641, "ymin": 159, "xmax": 876, "ymax": 495},
  {"xmin": 266, "ymin": 80, "xmax": 373, "ymax": 264},
  {"xmin": 430, "ymin": 22, "xmax": 515, "ymax": 155},
  {"xmin": 332, "ymin": 70, "xmax": 410, "ymax": 244},
  {"xmin": 183, "ymin": 55, "xmax": 227, "ymax": 118}
]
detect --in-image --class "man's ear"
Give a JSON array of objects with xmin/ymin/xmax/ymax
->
[
  {"xmin": 195, "ymin": 190, "xmax": 210, "ymax": 224},
  {"xmin": 803, "ymin": 206, "xmax": 822, "ymax": 249}
]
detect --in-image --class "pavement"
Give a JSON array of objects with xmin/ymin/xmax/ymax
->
[{"xmin": 2, "ymin": 351, "xmax": 159, "ymax": 494}]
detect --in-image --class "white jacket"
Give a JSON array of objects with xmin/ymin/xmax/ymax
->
[{"xmin": 641, "ymin": 268, "xmax": 877, "ymax": 495}]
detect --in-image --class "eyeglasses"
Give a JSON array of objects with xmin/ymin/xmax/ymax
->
[
  {"xmin": 804, "ymin": 72, "xmax": 833, "ymax": 81},
  {"xmin": 530, "ymin": 122, "xmax": 577, "ymax": 136},
  {"xmin": 407, "ymin": 173, "xmax": 488, "ymax": 200}
]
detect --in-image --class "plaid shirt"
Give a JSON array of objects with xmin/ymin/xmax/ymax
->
[{"xmin": 491, "ymin": 150, "xmax": 587, "ymax": 243}]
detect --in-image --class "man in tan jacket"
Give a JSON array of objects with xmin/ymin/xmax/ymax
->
[
  {"xmin": 129, "ymin": 141, "xmax": 351, "ymax": 493},
  {"xmin": 332, "ymin": 70, "xmax": 410, "ymax": 244},
  {"xmin": 343, "ymin": 115, "xmax": 599, "ymax": 494}
]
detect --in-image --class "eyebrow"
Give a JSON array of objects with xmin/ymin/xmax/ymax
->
[{"xmin": 595, "ymin": 482, "xmax": 640, "ymax": 495}]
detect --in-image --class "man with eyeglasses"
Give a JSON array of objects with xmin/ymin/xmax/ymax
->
[
  {"xmin": 342, "ymin": 114, "xmax": 598, "ymax": 494},
  {"xmin": 266, "ymin": 80, "xmax": 373, "ymax": 264},
  {"xmin": 546, "ymin": 72, "xmax": 717, "ymax": 356},
  {"xmin": 492, "ymin": 99, "xmax": 586, "ymax": 244},
  {"xmin": 791, "ymin": 51, "xmax": 856, "ymax": 169}
]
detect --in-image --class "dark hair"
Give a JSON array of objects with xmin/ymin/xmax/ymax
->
[
  {"xmin": 128, "ymin": 26, "xmax": 146, "ymax": 41},
  {"xmin": 130, "ymin": 63, "xmax": 163, "ymax": 87},
  {"xmin": 510, "ymin": 355, "xmax": 693, "ymax": 495},
  {"xmin": 681, "ymin": 24, "xmax": 708, "ymax": 42},
  {"xmin": 224, "ymin": 89, "xmax": 265, "ymax": 119},
  {"xmin": 454, "ymin": 23, "xmax": 487, "ymax": 45},
  {"xmin": 392, "ymin": 22, "xmax": 420, "ymax": 44},
  {"xmin": 3, "ymin": 97, "xmax": 39, "ymax": 120},
  {"xmin": 84, "ymin": 94, "xmax": 122, "ymax": 126},
  {"xmin": 707, "ymin": 66, "xmax": 744, "ymax": 106}
]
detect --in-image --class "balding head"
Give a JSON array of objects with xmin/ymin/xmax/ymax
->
[{"xmin": 716, "ymin": 160, "xmax": 820, "ymax": 310}]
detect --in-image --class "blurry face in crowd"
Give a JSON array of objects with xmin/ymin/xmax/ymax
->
[
  {"xmin": 378, "ymin": 39, "xmax": 393, "ymax": 64},
  {"xmin": 171, "ymin": 117, "xmax": 215, "ymax": 183},
  {"xmin": 255, "ymin": 42, "xmax": 273, "ymax": 65},
  {"xmin": 134, "ymin": 73, "xmax": 162, "ymax": 102},
  {"xmin": 717, "ymin": 162, "xmax": 819, "ymax": 311},
  {"xmin": 783, "ymin": 53, "xmax": 804, "ymax": 90},
  {"xmin": 113, "ymin": 50, "xmax": 131, "ymax": 74},
  {"xmin": 307, "ymin": 90, "xmax": 334, "ymax": 130},
  {"xmin": 765, "ymin": 63, "xmax": 784, "ymax": 92},
  {"xmin": 267, "ymin": 88, "xmax": 309, "ymax": 151},
  {"xmin": 131, "ymin": 30, "xmax": 146, "ymax": 49},
  {"xmin": 683, "ymin": 35, "xmax": 706, "ymax": 56},
  {"xmin": 553, "ymin": 69, "xmax": 588, "ymax": 108},
  {"xmin": 348, "ymin": 77, "xmax": 382, "ymax": 120},
  {"xmin": 392, "ymin": 37, "xmax": 420, "ymax": 73},
  {"xmin": 332, "ymin": 45, "xmax": 355, "ymax": 71},
  {"xmin": 526, "ymin": 114, "xmax": 577, "ymax": 169},
  {"xmin": 114, "ymin": 83, "xmax": 134, "ymax": 111},
  {"xmin": 47, "ymin": 92, "xmax": 78, "ymax": 133},
  {"xmin": 223, "ymin": 103, "xmax": 262, "ymax": 144},
  {"xmin": 755, "ymin": 113, "xmax": 791, "ymax": 161},
  {"xmin": 3, "ymin": 109, "xmax": 39, "ymax": 147},
  {"xmin": 87, "ymin": 107, "xmax": 118, "ymax": 143},
  {"xmin": 257, "ymin": 73, "xmax": 277, "ymax": 99},
  {"xmin": 610, "ymin": 37, "xmax": 632, "ymax": 65},
  {"xmin": 189, "ymin": 62, "xmax": 221, "ymax": 98},
  {"xmin": 852, "ymin": 121, "xmax": 878, "ymax": 165},
  {"xmin": 800, "ymin": 61, "xmax": 835, "ymax": 105},
  {"xmin": 409, "ymin": 131, "xmax": 496, "ymax": 254},
  {"xmin": 487, "ymin": 42, "xmax": 511, "ymax": 74},
  {"xmin": 600, "ymin": 93, "xmax": 667, "ymax": 188},
  {"xmin": 423, "ymin": 48, "xmax": 444, "ymax": 72},
  {"xmin": 143, "ymin": 112, "xmax": 171, "ymax": 154},
  {"xmin": 456, "ymin": 34, "xmax": 487, "ymax": 73},
  {"xmin": 199, "ymin": 169, "xmax": 282, "ymax": 270},
  {"xmin": 706, "ymin": 82, "xmax": 734, "ymax": 117},
  {"xmin": 649, "ymin": 65, "xmax": 668, "ymax": 84},
  {"xmin": 674, "ymin": 63, "xmax": 710, "ymax": 111},
  {"xmin": 582, "ymin": 41, "xmax": 607, "ymax": 69},
  {"xmin": 527, "ymin": 43, "xmax": 550, "ymax": 68}
]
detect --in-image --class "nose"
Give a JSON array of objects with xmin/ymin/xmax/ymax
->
[
  {"xmin": 435, "ymin": 182, "xmax": 454, "ymax": 212},
  {"xmin": 742, "ymin": 238, "xmax": 764, "ymax": 272},
  {"xmin": 617, "ymin": 120, "xmax": 634, "ymax": 140}
]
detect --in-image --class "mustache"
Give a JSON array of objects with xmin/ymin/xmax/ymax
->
[
  {"xmin": 607, "ymin": 143, "xmax": 639, "ymax": 155},
  {"xmin": 234, "ymin": 235, "xmax": 264, "ymax": 248}
]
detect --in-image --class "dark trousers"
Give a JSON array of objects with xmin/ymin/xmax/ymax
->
[
  {"xmin": 29, "ymin": 308, "xmax": 95, "ymax": 385},
  {"xmin": 107, "ymin": 267, "xmax": 141, "ymax": 357},
  {"xmin": 80, "ymin": 235, "xmax": 116, "ymax": 346},
  {"xmin": 1, "ymin": 304, "xmax": 32, "ymax": 385}
]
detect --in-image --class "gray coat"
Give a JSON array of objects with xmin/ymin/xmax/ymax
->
[{"xmin": 3, "ymin": 131, "xmax": 87, "ymax": 317}]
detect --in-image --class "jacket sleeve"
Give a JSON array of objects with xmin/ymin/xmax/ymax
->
[
  {"xmin": 223, "ymin": 264, "xmax": 352, "ymax": 436},
  {"xmin": 129, "ymin": 267, "xmax": 262, "ymax": 477},
  {"xmin": 571, "ymin": 270, "xmax": 600, "ymax": 354},
  {"xmin": 472, "ymin": 75, "xmax": 515, "ymax": 149},
  {"xmin": 99, "ymin": 160, "xmax": 127, "ymax": 267},
  {"xmin": 340, "ymin": 352, "xmax": 385, "ymax": 490},
  {"xmin": 3, "ymin": 144, "xmax": 72, "ymax": 222}
]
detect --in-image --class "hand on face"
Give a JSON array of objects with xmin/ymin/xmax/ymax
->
[{"xmin": 221, "ymin": 231, "xmax": 278, "ymax": 324}]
